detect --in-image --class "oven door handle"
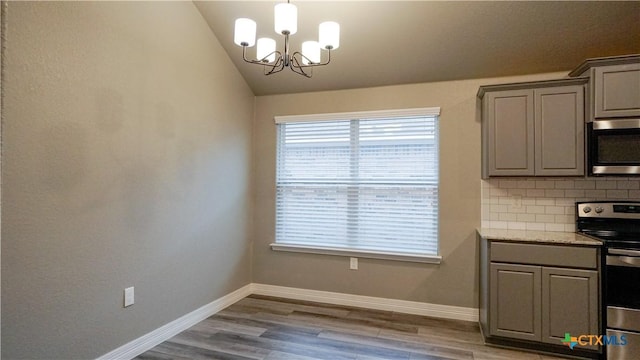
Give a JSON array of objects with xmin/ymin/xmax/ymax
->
[{"xmin": 607, "ymin": 255, "xmax": 640, "ymax": 268}]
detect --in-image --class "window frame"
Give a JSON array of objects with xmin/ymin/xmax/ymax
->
[{"xmin": 271, "ymin": 107, "xmax": 442, "ymax": 264}]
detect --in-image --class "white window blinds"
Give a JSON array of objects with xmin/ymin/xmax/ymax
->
[{"xmin": 275, "ymin": 109, "xmax": 439, "ymax": 259}]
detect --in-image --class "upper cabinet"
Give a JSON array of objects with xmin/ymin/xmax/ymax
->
[
  {"xmin": 479, "ymin": 79, "xmax": 588, "ymax": 178},
  {"xmin": 569, "ymin": 55, "xmax": 640, "ymax": 121}
]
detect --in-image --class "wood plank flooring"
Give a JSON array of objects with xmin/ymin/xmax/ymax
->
[{"xmin": 136, "ymin": 295, "xmax": 568, "ymax": 360}]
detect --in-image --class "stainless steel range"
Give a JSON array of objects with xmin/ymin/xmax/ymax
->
[{"xmin": 577, "ymin": 201, "xmax": 640, "ymax": 359}]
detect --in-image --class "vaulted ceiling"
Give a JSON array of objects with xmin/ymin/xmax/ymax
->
[{"xmin": 194, "ymin": 1, "xmax": 640, "ymax": 96}]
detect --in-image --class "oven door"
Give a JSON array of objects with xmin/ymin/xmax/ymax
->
[
  {"xmin": 606, "ymin": 248, "xmax": 640, "ymax": 359},
  {"xmin": 589, "ymin": 119, "xmax": 640, "ymax": 175}
]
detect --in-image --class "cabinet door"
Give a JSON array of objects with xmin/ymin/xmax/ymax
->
[
  {"xmin": 594, "ymin": 63, "xmax": 640, "ymax": 119},
  {"xmin": 490, "ymin": 263, "xmax": 541, "ymax": 341},
  {"xmin": 542, "ymin": 267, "xmax": 599, "ymax": 350},
  {"xmin": 485, "ymin": 90, "xmax": 535, "ymax": 176},
  {"xmin": 534, "ymin": 86, "xmax": 585, "ymax": 176}
]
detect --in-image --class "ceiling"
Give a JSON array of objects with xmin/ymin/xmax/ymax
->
[{"xmin": 194, "ymin": 1, "xmax": 640, "ymax": 96}]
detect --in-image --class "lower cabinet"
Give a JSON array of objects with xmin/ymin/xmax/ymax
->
[
  {"xmin": 490, "ymin": 263, "xmax": 541, "ymax": 341},
  {"xmin": 542, "ymin": 267, "xmax": 599, "ymax": 350},
  {"xmin": 479, "ymin": 238, "xmax": 601, "ymax": 356},
  {"xmin": 490, "ymin": 263, "xmax": 599, "ymax": 350}
]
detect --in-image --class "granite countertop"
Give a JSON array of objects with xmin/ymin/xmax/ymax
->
[{"xmin": 477, "ymin": 228, "xmax": 602, "ymax": 246}]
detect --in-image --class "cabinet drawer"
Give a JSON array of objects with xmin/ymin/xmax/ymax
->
[{"xmin": 491, "ymin": 242, "xmax": 597, "ymax": 269}]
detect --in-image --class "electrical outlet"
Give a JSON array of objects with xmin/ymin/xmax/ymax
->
[
  {"xmin": 511, "ymin": 195, "xmax": 522, "ymax": 209},
  {"xmin": 350, "ymin": 257, "xmax": 358, "ymax": 270},
  {"xmin": 124, "ymin": 287, "xmax": 134, "ymax": 307}
]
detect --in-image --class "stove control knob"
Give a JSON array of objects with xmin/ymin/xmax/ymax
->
[
  {"xmin": 595, "ymin": 206, "xmax": 604, "ymax": 214},
  {"xmin": 583, "ymin": 206, "xmax": 592, "ymax": 213}
]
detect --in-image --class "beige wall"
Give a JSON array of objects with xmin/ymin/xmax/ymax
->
[
  {"xmin": 1, "ymin": 2, "xmax": 254, "ymax": 358},
  {"xmin": 252, "ymin": 72, "xmax": 566, "ymax": 308}
]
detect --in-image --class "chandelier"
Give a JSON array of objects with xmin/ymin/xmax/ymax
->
[{"xmin": 233, "ymin": 0, "xmax": 340, "ymax": 78}]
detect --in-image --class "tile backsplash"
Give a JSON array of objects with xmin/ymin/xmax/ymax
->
[{"xmin": 481, "ymin": 177, "xmax": 640, "ymax": 232}]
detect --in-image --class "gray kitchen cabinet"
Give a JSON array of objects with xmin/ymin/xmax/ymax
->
[
  {"xmin": 484, "ymin": 89, "xmax": 534, "ymax": 176},
  {"xmin": 479, "ymin": 78, "xmax": 587, "ymax": 178},
  {"xmin": 542, "ymin": 267, "xmax": 599, "ymax": 350},
  {"xmin": 593, "ymin": 63, "xmax": 640, "ymax": 119},
  {"xmin": 490, "ymin": 263, "xmax": 541, "ymax": 341},
  {"xmin": 569, "ymin": 55, "xmax": 640, "ymax": 120},
  {"xmin": 479, "ymin": 237, "xmax": 601, "ymax": 356},
  {"xmin": 534, "ymin": 86, "xmax": 585, "ymax": 176}
]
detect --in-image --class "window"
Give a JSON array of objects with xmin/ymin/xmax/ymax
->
[{"xmin": 273, "ymin": 108, "xmax": 440, "ymax": 263}]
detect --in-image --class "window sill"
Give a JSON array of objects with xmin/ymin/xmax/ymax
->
[{"xmin": 270, "ymin": 243, "xmax": 442, "ymax": 264}]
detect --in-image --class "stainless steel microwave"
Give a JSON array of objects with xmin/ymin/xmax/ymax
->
[{"xmin": 588, "ymin": 119, "xmax": 640, "ymax": 175}]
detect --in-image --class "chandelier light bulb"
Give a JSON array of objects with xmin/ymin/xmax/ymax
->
[
  {"xmin": 274, "ymin": 3, "xmax": 297, "ymax": 35},
  {"xmin": 319, "ymin": 21, "xmax": 340, "ymax": 50},
  {"xmin": 301, "ymin": 41, "xmax": 321, "ymax": 65},
  {"xmin": 234, "ymin": 18, "xmax": 257, "ymax": 47},
  {"xmin": 257, "ymin": 38, "xmax": 277, "ymax": 63}
]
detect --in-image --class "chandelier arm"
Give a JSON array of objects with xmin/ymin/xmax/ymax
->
[
  {"xmin": 290, "ymin": 48, "xmax": 331, "ymax": 69},
  {"xmin": 242, "ymin": 46, "xmax": 286, "ymax": 66},
  {"xmin": 264, "ymin": 56, "xmax": 286, "ymax": 75},
  {"xmin": 289, "ymin": 56, "xmax": 312, "ymax": 78}
]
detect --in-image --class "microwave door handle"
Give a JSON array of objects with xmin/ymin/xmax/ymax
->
[{"xmin": 593, "ymin": 119, "xmax": 640, "ymax": 130}]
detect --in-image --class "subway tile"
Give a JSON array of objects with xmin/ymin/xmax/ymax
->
[
  {"xmin": 481, "ymin": 180, "xmax": 494, "ymax": 189},
  {"xmin": 555, "ymin": 215, "xmax": 574, "ymax": 224},
  {"xmin": 517, "ymin": 180, "xmax": 536, "ymax": 189},
  {"xmin": 630, "ymin": 190, "xmax": 640, "ymax": 199},
  {"xmin": 565, "ymin": 206, "xmax": 576, "ymax": 215},
  {"xmin": 489, "ymin": 213, "xmax": 501, "ymax": 221},
  {"xmin": 536, "ymin": 214, "xmax": 555, "ymax": 223},
  {"xmin": 565, "ymin": 224, "xmax": 577, "ymax": 232},
  {"xmin": 617, "ymin": 181, "xmax": 640, "ymax": 190},
  {"xmin": 606, "ymin": 190, "xmax": 628, "ymax": 199},
  {"xmin": 508, "ymin": 188, "xmax": 527, "ymax": 196},
  {"xmin": 545, "ymin": 189, "xmax": 565, "ymax": 198},
  {"xmin": 490, "ymin": 204, "xmax": 508, "ymax": 213},
  {"xmin": 492, "ymin": 221, "xmax": 509, "ymax": 229},
  {"xmin": 585, "ymin": 189, "xmax": 607, "ymax": 198},
  {"xmin": 555, "ymin": 180, "xmax": 575, "ymax": 189},
  {"xmin": 555, "ymin": 198, "xmax": 576, "ymax": 206},
  {"xmin": 498, "ymin": 197, "xmax": 511, "ymax": 205},
  {"xmin": 490, "ymin": 188, "xmax": 508, "ymax": 196},
  {"xmin": 517, "ymin": 213, "xmax": 536, "ymax": 222},
  {"xmin": 545, "ymin": 223, "xmax": 566, "ymax": 232},
  {"xmin": 545, "ymin": 206, "xmax": 565, "ymax": 215},
  {"xmin": 596, "ymin": 180, "xmax": 618, "ymax": 190},
  {"xmin": 527, "ymin": 205, "xmax": 546, "ymax": 214},
  {"xmin": 526, "ymin": 222, "xmax": 546, "ymax": 231},
  {"xmin": 565, "ymin": 189, "xmax": 585, "ymax": 198},
  {"xmin": 499, "ymin": 213, "xmax": 518, "ymax": 221},
  {"xmin": 523, "ymin": 199, "xmax": 537, "ymax": 206},
  {"xmin": 499, "ymin": 180, "xmax": 518, "ymax": 189},
  {"xmin": 535, "ymin": 198, "xmax": 555, "ymax": 206},
  {"xmin": 536, "ymin": 180, "xmax": 555, "ymax": 189},
  {"xmin": 574, "ymin": 180, "xmax": 596, "ymax": 190},
  {"xmin": 527, "ymin": 189, "xmax": 545, "ymax": 197},
  {"xmin": 509, "ymin": 206, "xmax": 527, "ymax": 214},
  {"xmin": 508, "ymin": 222, "xmax": 527, "ymax": 230}
]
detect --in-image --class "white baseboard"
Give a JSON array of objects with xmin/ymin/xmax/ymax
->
[
  {"xmin": 97, "ymin": 283, "xmax": 478, "ymax": 359},
  {"xmin": 96, "ymin": 284, "xmax": 253, "ymax": 360},
  {"xmin": 251, "ymin": 283, "xmax": 479, "ymax": 322}
]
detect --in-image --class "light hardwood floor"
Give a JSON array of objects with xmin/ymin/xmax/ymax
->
[{"xmin": 136, "ymin": 295, "xmax": 569, "ymax": 360}]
